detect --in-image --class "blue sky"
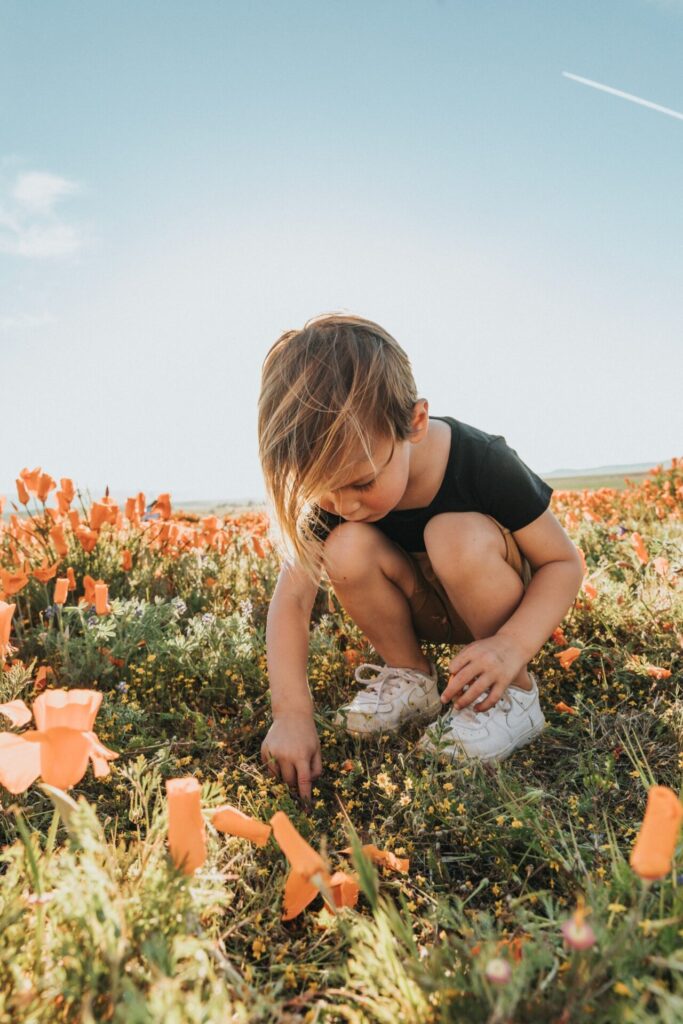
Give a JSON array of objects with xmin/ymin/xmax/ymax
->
[{"xmin": 1, "ymin": 0, "xmax": 681, "ymax": 505}]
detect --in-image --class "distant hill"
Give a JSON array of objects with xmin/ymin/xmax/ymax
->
[{"xmin": 541, "ymin": 460, "xmax": 660, "ymax": 479}]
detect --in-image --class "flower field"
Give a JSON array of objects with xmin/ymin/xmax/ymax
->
[{"xmin": 0, "ymin": 460, "xmax": 682, "ymax": 1023}]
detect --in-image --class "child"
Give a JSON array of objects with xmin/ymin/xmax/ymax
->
[{"xmin": 257, "ymin": 313, "xmax": 584, "ymax": 804}]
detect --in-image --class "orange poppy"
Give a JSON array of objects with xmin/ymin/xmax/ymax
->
[
  {"xmin": 75, "ymin": 526, "xmax": 99, "ymax": 554},
  {"xmin": 211, "ymin": 804, "xmax": 272, "ymax": 846},
  {"xmin": 121, "ymin": 549, "xmax": 132, "ymax": 571},
  {"xmin": 60, "ymin": 478, "xmax": 75, "ymax": 503},
  {"xmin": 555, "ymin": 701, "xmax": 577, "ymax": 715},
  {"xmin": 166, "ymin": 777, "xmax": 207, "ymax": 874},
  {"xmin": 341, "ymin": 843, "xmax": 410, "ymax": 873},
  {"xmin": 98, "ymin": 648, "xmax": 124, "ymax": 668},
  {"xmin": 329, "ymin": 870, "xmax": 360, "ymax": 910},
  {"xmin": 631, "ymin": 532, "xmax": 649, "ymax": 565},
  {"xmin": 270, "ymin": 810, "xmax": 337, "ymax": 921},
  {"xmin": 630, "ymin": 785, "xmax": 683, "ymax": 880},
  {"xmin": 0, "ymin": 601, "xmax": 16, "ymax": 662},
  {"xmin": 252, "ymin": 536, "xmax": 266, "ymax": 558},
  {"xmin": 270, "ymin": 810, "xmax": 328, "ymax": 878},
  {"xmin": 0, "ymin": 568, "xmax": 30, "ymax": 596},
  {"xmin": 645, "ymin": 664, "xmax": 672, "ymax": 680},
  {"xmin": 36, "ymin": 473, "xmax": 57, "ymax": 503},
  {"xmin": 34, "ymin": 665, "xmax": 55, "ymax": 692},
  {"xmin": 32, "ymin": 560, "xmax": 60, "ymax": 584},
  {"xmin": 551, "ymin": 627, "xmax": 567, "ymax": 647},
  {"xmin": 49, "ymin": 523, "xmax": 69, "ymax": 558},
  {"xmin": 90, "ymin": 502, "xmax": 115, "ymax": 532},
  {"xmin": 153, "ymin": 494, "xmax": 172, "ymax": 520},
  {"xmin": 80, "ymin": 575, "xmax": 107, "ymax": 608},
  {"xmin": 94, "ymin": 583, "xmax": 110, "ymax": 615},
  {"xmin": 15, "ymin": 478, "xmax": 30, "ymax": 504},
  {"xmin": 19, "ymin": 467, "xmax": 42, "ymax": 495},
  {"xmin": 54, "ymin": 578, "xmax": 69, "ymax": 605},
  {"xmin": 0, "ymin": 688, "xmax": 119, "ymax": 793},
  {"xmin": 553, "ymin": 647, "xmax": 582, "ymax": 671}
]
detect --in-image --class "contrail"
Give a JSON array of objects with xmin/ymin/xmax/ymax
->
[{"xmin": 562, "ymin": 71, "xmax": 683, "ymax": 121}]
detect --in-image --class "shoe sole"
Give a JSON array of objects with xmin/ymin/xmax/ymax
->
[
  {"xmin": 340, "ymin": 698, "xmax": 443, "ymax": 736},
  {"xmin": 421, "ymin": 717, "xmax": 547, "ymax": 764}
]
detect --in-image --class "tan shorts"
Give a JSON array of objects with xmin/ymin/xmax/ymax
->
[{"xmin": 397, "ymin": 514, "xmax": 534, "ymax": 645}]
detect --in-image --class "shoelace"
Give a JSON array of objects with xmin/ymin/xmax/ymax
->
[{"xmin": 352, "ymin": 662, "xmax": 433, "ymax": 716}]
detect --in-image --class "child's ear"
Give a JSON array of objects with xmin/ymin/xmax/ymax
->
[{"xmin": 410, "ymin": 399, "xmax": 429, "ymax": 433}]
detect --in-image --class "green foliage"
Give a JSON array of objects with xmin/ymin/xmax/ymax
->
[{"xmin": 0, "ymin": 491, "xmax": 682, "ymax": 1021}]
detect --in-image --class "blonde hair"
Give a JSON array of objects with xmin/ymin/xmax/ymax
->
[{"xmin": 258, "ymin": 312, "xmax": 420, "ymax": 588}]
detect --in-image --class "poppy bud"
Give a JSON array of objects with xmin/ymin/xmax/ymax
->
[{"xmin": 485, "ymin": 957, "xmax": 512, "ymax": 985}]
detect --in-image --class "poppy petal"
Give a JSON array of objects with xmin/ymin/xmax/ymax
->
[
  {"xmin": 0, "ymin": 732, "xmax": 42, "ymax": 793},
  {"xmin": 270, "ymin": 810, "xmax": 327, "ymax": 879},
  {"xmin": 329, "ymin": 869, "xmax": 360, "ymax": 909},
  {"xmin": 33, "ymin": 689, "xmax": 103, "ymax": 732},
  {"xmin": 211, "ymin": 804, "xmax": 271, "ymax": 846},
  {"xmin": 282, "ymin": 868, "xmax": 319, "ymax": 920},
  {"xmin": 630, "ymin": 785, "xmax": 683, "ymax": 880},
  {"xmin": 39, "ymin": 728, "xmax": 91, "ymax": 789},
  {"xmin": 84, "ymin": 731, "xmax": 119, "ymax": 777},
  {"xmin": 166, "ymin": 777, "xmax": 207, "ymax": 875},
  {"xmin": 0, "ymin": 699, "xmax": 33, "ymax": 728}
]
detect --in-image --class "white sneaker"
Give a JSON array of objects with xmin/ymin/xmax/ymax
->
[
  {"xmin": 333, "ymin": 660, "xmax": 442, "ymax": 735},
  {"xmin": 414, "ymin": 671, "xmax": 546, "ymax": 763}
]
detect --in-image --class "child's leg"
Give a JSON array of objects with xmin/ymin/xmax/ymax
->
[
  {"xmin": 322, "ymin": 523, "xmax": 432, "ymax": 674},
  {"xmin": 422, "ymin": 512, "xmax": 534, "ymax": 690}
]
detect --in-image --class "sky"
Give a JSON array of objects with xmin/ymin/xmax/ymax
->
[{"xmin": 1, "ymin": 0, "xmax": 682, "ymax": 506}]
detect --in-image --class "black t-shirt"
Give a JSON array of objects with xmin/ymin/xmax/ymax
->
[{"xmin": 307, "ymin": 415, "xmax": 554, "ymax": 553}]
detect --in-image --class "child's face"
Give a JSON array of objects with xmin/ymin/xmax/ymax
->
[{"xmin": 316, "ymin": 410, "xmax": 427, "ymax": 522}]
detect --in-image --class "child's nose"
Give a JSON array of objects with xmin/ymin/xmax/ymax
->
[{"xmin": 324, "ymin": 492, "xmax": 360, "ymax": 517}]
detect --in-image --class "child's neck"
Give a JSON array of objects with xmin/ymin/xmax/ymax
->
[{"xmin": 393, "ymin": 418, "xmax": 451, "ymax": 511}]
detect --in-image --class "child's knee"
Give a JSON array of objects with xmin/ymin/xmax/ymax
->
[{"xmin": 322, "ymin": 522, "xmax": 378, "ymax": 583}]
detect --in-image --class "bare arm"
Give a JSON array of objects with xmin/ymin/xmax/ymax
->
[
  {"xmin": 496, "ymin": 557, "xmax": 584, "ymax": 663},
  {"xmin": 261, "ymin": 562, "xmax": 323, "ymax": 804},
  {"xmin": 266, "ymin": 588, "xmax": 316, "ymax": 717}
]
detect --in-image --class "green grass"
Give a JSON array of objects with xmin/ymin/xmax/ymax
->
[
  {"xmin": 0, "ymin": 471, "xmax": 681, "ymax": 1022},
  {"xmin": 541, "ymin": 472, "xmax": 651, "ymax": 493}
]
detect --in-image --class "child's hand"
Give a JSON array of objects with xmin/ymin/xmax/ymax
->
[
  {"xmin": 441, "ymin": 635, "xmax": 527, "ymax": 713},
  {"xmin": 261, "ymin": 713, "xmax": 322, "ymax": 807}
]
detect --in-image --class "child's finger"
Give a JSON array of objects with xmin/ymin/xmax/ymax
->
[
  {"xmin": 280, "ymin": 762, "xmax": 298, "ymax": 792},
  {"xmin": 471, "ymin": 683, "xmax": 506, "ymax": 713},
  {"xmin": 311, "ymin": 747, "xmax": 322, "ymax": 780},
  {"xmin": 442, "ymin": 669, "xmax": 479, "ymax": 703},
  {"xmin": 261, "ymin": 744, "xmax": 281, "ymax": 779},
  {"xmin": 448, "ymin": 642, "xmax": 476, "ymax": 676},
  {"xmin": 453, "ymin": 676, "xmax": 491, "ymax": 709},
  {"xmin": 296, "ymin": 761, "xmax": 313, "ymax": 803}
]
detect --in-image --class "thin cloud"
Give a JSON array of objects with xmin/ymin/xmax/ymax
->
[
  {"xmin": 12, "ymin": 171, "xmax": 80, "ymax": 214},
  {"xmin": 563, "ymin": 72, "xmax": 683, "ymax": 121},
  {"xmin": 0, "ymin": 312, "xmax": 56, "ymax": 332},
  {"xmin": 0, "ymin": 168, "xmax": 86, "ymax": 259}
]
